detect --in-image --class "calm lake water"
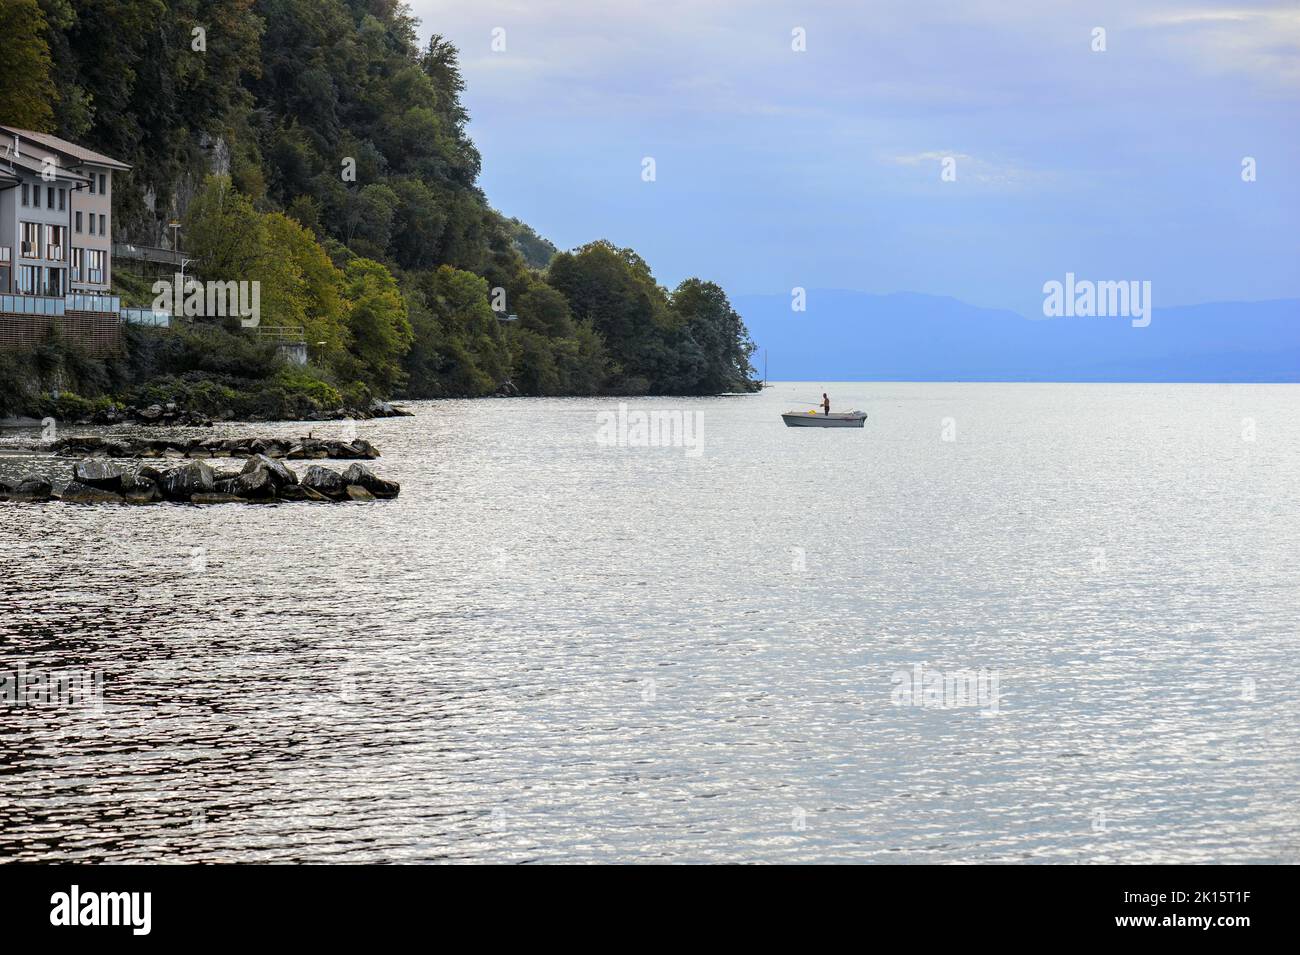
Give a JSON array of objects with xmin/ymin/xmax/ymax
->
[{"xmin": 2, "ymin": 382, "xmax": 1297, "ymax": 863}]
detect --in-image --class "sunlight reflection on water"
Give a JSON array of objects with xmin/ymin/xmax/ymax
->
[{"xmin": 2, "ymin": 383, "xmax": 1298, "ymax": 862}]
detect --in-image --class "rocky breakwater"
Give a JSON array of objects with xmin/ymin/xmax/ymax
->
[
  {"xmin": 75, "ymin": 398, "xmax": 414, "ymax": 427},
  {"xmin": 0, "ymin": 456, "xmax": 400, "ymax": 505},
  {"xmin": 45, "ymin": 435, "xmax": 381, "ymax": 461}
]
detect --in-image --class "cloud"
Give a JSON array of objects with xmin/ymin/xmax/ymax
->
[
  {"xmin": 885, "ymin": 152, "xmax": 1046, "ymax": 188},
  {"xmin": 1139, "ymin": 6, "xmax": 1300, "ymax": 88},
  {"xmin": 408, "ymin": 0, "xmax": 1299, "ymax": 307}
]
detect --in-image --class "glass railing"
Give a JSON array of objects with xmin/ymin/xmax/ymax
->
[
  {"xmin": 0, "ymin": 294, "xmax": 65, "ymax": 316},
  {"xmin": 120, "ymin": 307, "xmax": 170, "ymax": 327},
  {"xmin": 66, "ymin": 293, "xmax": 120, "ymax": 313},
  {"xmin": 1, "ymin": 292, "xmax": 126, "ymax": 316}
]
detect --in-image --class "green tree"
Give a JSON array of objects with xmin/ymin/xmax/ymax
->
[
  {"xmin": 670, "ymin": 278, "xmax": 759, "ymax": 393},
  {"xmin": 403, "ymin": 266, "xmax": 509, "ymax": 397},
  {"xmin": 389, "ymin": 178, "xmax": 447, "ymax": 270},
  {"xmin": 263, "ymin": 211, "xmax": 349, "ymax": 366},
  {"xmin": 343, "ymin": 258, "xmax": 413, "ymax": 394},
  {"xmin": 509, "ymin": 328, "xmax": 562, "ymax": 396},
  {"xmin": 183, "ymin": 175, "xmax": 267, "ymax": 283},
  {"xmin": 517, "ymin": 282, "xmax": 574, "ymax": 338},
  {"xmin": 546, "ymin": 240, "xmax": 682, "ymax": 392},
  {"xmin": 0, "ymin": 0, "xmax": 57, "ymax": 130}
]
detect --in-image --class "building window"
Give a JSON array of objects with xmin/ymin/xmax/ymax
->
[
  {"xmin": 19, "ymin": 222, "xmax": 40, "ymax": 258},
  {"xmin": 85, "ymin": 249, "xmax": 105, "ymax": 284},
  {"xmin": 58, "ymin": 188, "xmax": 66, "ymax": 211},
  {"xmin": 18, "ymin": 265, "xmax": 38, "ymax": 294},
  {"xmin": 75, "ymin": 211, "xmax": 83, "ymax": 233},
  {"xmin": 21, "ymin": 183, "xmax": 29, "ymax": 206},
  {"xmin": 99, "ymin": 173, "xmax": 107, "ymax": 194},
  {"xmin": 99, "ymin": 214, "xmax": 106, "ymax": 237},
  {"xmin": 87, "ymin": 175, "xmax": 95, "ymax": 195},
  {"xmin": 47, "ymin": 186, "xmax": 55, "ymax": 209},
  {"xmin": 71, "ymin": 248, "xmax": 83, "ymax": 282},
  {"xmin": 88, "ymin": 215, "xmax": 96, "ymax": 236},
  {"xmin": 44, "ymin": 225, "xmax": 65, "ymax": 261},
  {"xmin": 43, "ymin": 267, "xmax": 64, "ymax": 296}
]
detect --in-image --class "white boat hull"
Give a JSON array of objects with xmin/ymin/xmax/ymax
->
[{"xmin": 782, "ymin": 411, "xmax": 867, "ymax": 428}]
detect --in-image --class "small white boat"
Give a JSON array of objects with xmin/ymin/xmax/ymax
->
[{"xmin": 782, "ymin": 410, "xmax": 867, "ymax": 428}]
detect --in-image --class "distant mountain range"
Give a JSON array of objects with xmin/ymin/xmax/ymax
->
[{"xmin": 735, "ymin": 291, "xmax": 1300, "ymax": 382}]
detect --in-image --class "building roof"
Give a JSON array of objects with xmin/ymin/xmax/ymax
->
[
  {"xmin": 0, "ymin": 170, "xmax": 18, "ymax": 191},
  {"xmin": 0, "ymin": 150, "xmax": 92, "ymax": 184},
  {"xmin": 0, "ymin": 126, "xmax": 131, "ymax": 171}
]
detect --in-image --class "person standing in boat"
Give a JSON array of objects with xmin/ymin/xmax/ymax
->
[{"xmin": 822, "ymin": 393, "xmax": 831, "ymax": 416}]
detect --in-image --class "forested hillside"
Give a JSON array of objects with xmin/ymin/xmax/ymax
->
[{"xmin": 0, "ymin": 0, "xmax": 758, "ymax": 415}]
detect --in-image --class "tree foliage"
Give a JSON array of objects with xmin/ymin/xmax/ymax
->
[
  {"xmin": 0, "ymin": 0, "xmax": 58, "ymax": 130},
  {"xmin": 7, "ymin": 0, "xmax": 759, "ymax": 400}
]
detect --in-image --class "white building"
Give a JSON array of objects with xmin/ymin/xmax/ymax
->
[
  {"xmin": 0, "ymin": 125, "xmax": 129, "ymax": 298},
  {"xmin": 0, "ymin": 127, "xmax": 131, "ymax": 353}
]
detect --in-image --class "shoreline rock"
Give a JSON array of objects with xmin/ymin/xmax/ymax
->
[
  {"xmin": 341, "ymin": 463, "xmax": 400, "ymax": 499},
  {"xmin": 1, "ymin": 458, "xmax": 399, "ymax": 506},
  {"xmin": 71, "ymin": 398, "xmax": 414, "ymax": 427},
  {"xmin": 42, "ymin": 435, "xmax": 381, "ymax": 461},
  {"xmin": 2, "ymin": 478, "xmax": 55, "ymax": 503},
  {"xmin": 61, "ymin": 481, "xmax": 126, "ymax": 504}
]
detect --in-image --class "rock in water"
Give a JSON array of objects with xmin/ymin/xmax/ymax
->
[
  {"xmin": 72, "ymin": 458, "xmax": 126, "ymax": 491},
  {"xmin": 346, "ymin": 484, "xmax": 375, "ymax": 502},
  {"xmin": 123, "ymin": 485, "xmax": 161, "ymax": 505},
  {"xmin": 120, "ymin": 473, "xmax": 161, "ymax": 502},
  {"xmin": 369, "ymin": 398, "xmax": 414, "ymax": 417},
  {"xmin": 341, "ymin": 463, "xmax": 400, "ymax": 499},
  {"xmin": 159, "ymin": 461, "xmax": 215, "ymax": 501},
  {"xmin": 300, "ymin": 465, "xmax": 347, "ymax": 500},
  {"xmin": 229, "ymin": 465, "xmax": 277, "ymax": 499},
  {"xmin": 241, "ymin": 453, "xmax": 298, "ymax": 489},
  {"xmin": 190, "ymin": 492, "xmax": 247, "ymax": 505},
  {"xmin": 9, "ymin": 477, "xmax": 54, "ymax": 502},
  {"xmin": 61, "ymin": 481, "xmax": 126, "ymax": 504}
]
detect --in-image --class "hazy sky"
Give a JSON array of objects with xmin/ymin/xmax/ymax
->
[{"xmin": 411, "ymin": 1, "xmax": 1299, "ymax": 315}]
